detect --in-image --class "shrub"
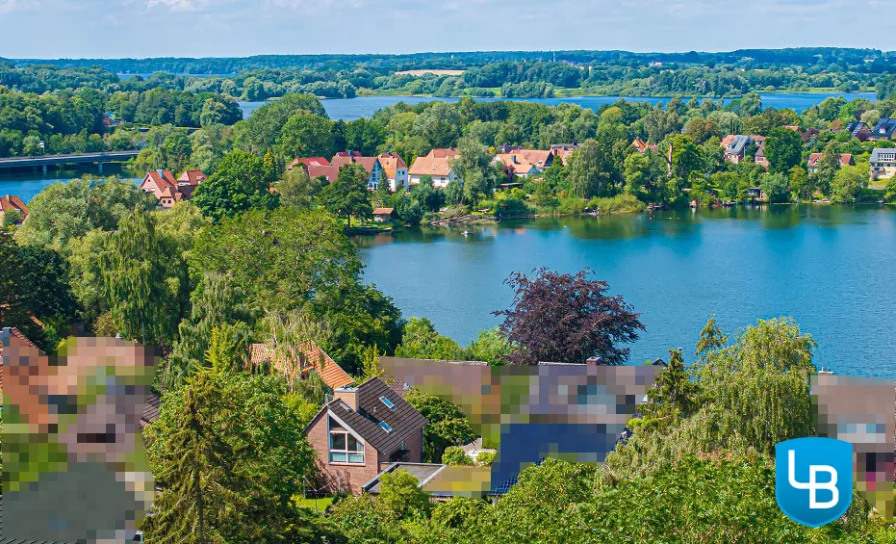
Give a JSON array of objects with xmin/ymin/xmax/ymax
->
[
  {"xmin": 476, "ymin": 451, "xmax": 496, "ymax": 467},
  {"xmin": 442, "ymin": 446, "xmax": 473, "ymax": 466}
]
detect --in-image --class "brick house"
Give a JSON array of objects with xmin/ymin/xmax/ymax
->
[
  {"xmin": 305, "ymin": 378, "xmax": 428, "ymax": 495},
  {"xmin": 140, "ymin": 169, "xmax": 207, "ymax": 209}
]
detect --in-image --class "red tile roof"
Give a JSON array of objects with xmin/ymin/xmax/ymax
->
[
  {"xmin": 307, "ymin": 164, "xmax": 341, "ymax": 182},
  {"xmin": 177, "ymin": 170, "xmax": 207, "ymax": 186},
  {"xmin": 331, "ymin": 155, "xmax": 378, "ymax": 176},
  {"xmin": 249, "ymin": 340, "xmax": 354, "ymax": 390},
  {"xmin": 0, "ymin": 194, "xmax": 28, "ymax": 220},
  {"xmin": 807, "ymin": 153, "xmax": 855, "ymax": 168},
  {"xmin": 289, "ymin": 157, "xmax": 331, "ymax": 170},
  {"xmin": 373, "ymin": 207, "xmax": 395, "ymax": 215}
]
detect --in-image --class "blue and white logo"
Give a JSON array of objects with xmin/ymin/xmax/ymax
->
[{"xmin": 776, "ymin": 437, "xmax": 853, "ymax": 527}]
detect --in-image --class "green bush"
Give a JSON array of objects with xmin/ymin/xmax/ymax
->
[
  {"xmin": 588, "ymin": 194, "xmax": 647, "ymax": 215},
  {"xmin": 442, "ymin": 446, "xmax": 473, "ymax": 466},
  {"xmin": 476, "ymin": 451, "xmax": 496, "ymax": 467}
]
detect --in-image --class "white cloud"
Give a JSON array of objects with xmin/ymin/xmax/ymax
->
[{"xmin": 145, "ymin": 0, "xmax": 209, "ymax": 11}]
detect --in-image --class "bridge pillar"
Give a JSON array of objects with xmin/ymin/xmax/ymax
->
[
  {"xmin": 42, "ymin": 164, "xmax": 47, "ymax": 176},
  {"xmin": 98, "ymin": 162, "xmax": 104, "ymax": 175}
]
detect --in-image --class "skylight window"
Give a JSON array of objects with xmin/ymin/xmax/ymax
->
[
  {"xmin": 379, "ymin": 421, "xmax": 393, "ymax": 433},
  {"xmin": 380, "ymin": 396, "xmax": 395, "ymax": 410}
]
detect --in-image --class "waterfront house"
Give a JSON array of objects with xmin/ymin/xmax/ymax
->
[
  {"xmin": 287, "ymin": 157, "xmax": 341, "ymax": 182},
  {"xmin": 807, "ymin": 153, "xmax": 855, "ymax": 174},
  {"xmin": 0, "ymin": 194, "xmax": 28, "ymax": 225},
  {"xmin": 721, "ymin": 135, "xmax": 753, "ymax": 164},
  {"xmin": 373, "ymin": 207, "xmax": 395, "ymax": 223},
  {"xmin": 869, "ymin": 118, "xmax": 896, "ymax": 141},
  {"xmin": 870, "ymin": 148, "xmax": 896, "ymax": 180},
  {"xmin": 493, "ymin": 149, "xmax": 554, "ymax": 178},
  {"xmin": 331, "ymin": 152, "xmax": 383, "ymax": 190},
  {"xmin": 409, "ymin": 149, "xmax": 461, "ymax": 188},
  {"xmin": 140, "ymin": 169, "xmax": 206, "ymax": 209},
  {"xmin": 376, "ymin": 153, "xmax": 408, "ymax": 191},
  {"xmin": 305, "ymin": 378, "xmax": 428, "ymax": 495},
  {"xmin": 754, "ymin": 145, "xmax": 769, "ymax": 169}
]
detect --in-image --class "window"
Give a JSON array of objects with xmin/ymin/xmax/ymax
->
[
  {"xmin": 379, "ymin": 396, "xmax": 395, "ymax": 410},
  {"xmin": 379, "ymin": 421, "xmax": 393, "ymax": 434},
  {"xmin": 329, "ymin": 417, "xmax": 364, "ymax": 464}
]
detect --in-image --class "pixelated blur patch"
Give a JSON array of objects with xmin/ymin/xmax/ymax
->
[
  {"xmin": 1, "ymin": 328, "xmax": 157, "ymax": 542},
  {"xmin": 380, "ymin": 357, "xmax": 660, "ymax": 493},
  {"xmin": 811, "ymin": 373, "xmax": 895, "ymax": 520}
]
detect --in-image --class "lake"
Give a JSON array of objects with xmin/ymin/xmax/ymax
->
[
  {"xmin": 240, "ymin": 91, "xmax": 877, "ymax": 121},
  {"xmin": 0, "ymin": 167, "xmax": 141, "ymax": 203},
  {"xmin": 358, "ymin": 206, "xmax": 896, "ymax": 379}
]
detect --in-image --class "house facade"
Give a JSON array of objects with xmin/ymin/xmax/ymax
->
[
  {"xmin": 305, "ymin": 378, "xmax": 428, "ymax": 495},
  {"xmin": 870, "ymin": 148, "xmax": 896, "ymax": 180},
  {"xmin": 331, "ymin": 152, "xmax": 383, "ymax": 190},
  {"xmin": 807, "ymin": 153, "xmax": 855, "ymax": 174},
  {"xmin": 377, "ymin": 153, "xmax": 408, "ymax": 191},
  {"xmin": 140, "ymin": 169, "xmax": 207, "ymax": 209},
  {"xmin": 870, "ymin": 118, "xmax": 896, "ymax": 141},
  {"xmin": 720, "ymin": 135, "xmax": 756, "ymax": 164},
  {"xmin": 409, "ymin": 148, "xmax": 461, "ymax": 188}
]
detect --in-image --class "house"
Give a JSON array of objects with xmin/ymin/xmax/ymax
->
[
  {"xmin": 870, "ymin": 148, "xmax": 896, "ymax": 180},
  {"xmin": 807, "ymin": 153, "xmax": 855, "ymax": 174},
  {"xmin": 630, "ymin": 138, "xmax": 657, "ymax": 155},
  {"xmin": 140, "ymin": 169, "xmax": 207, "ymax": 209},
  {"xmin": 845, "ymin": 122, "xmax": 871, "ymax": 140},
  {"xmin": 408, "ymin": 148, "xmax": 461, "ymax": 188},
  {"xmin": 721, "ymin": 135, "xmax": 764, "ymax": 164},
  {"xmin": 378, "ymin": 356, "xmax": 660, "ymax": 495},
  {"xmin": 373, "ymin": 207, "xmax": 395, "ymax": 223},
  {"xmin": 754, "ymin": 145, "xmax": 769, "ymax": 169},
  {"xmin": 331, "ymin": 152, "xmax": 383, "ymax": 190},
  {"xmin": 249, "ymin": 340, "xmax": 354, "ymax": 391},
  {"xmin": 0, "ymin": 194, "xmax": 28, "ymax": 225},
  {"xmin": 288, "ymin": 157, "xmax": 331, "ymax": 171},
  {"xmin": 376, "ymin": 153, "xmax": 409, "ymax": 192},
  {"xmin": 869, "ymin": 118, "xmax": 896, "ymax": 141},
  {"xmin": 305, "ymin": 378, "xmax": 428, "ymax": 495},
  {"xmin": 493, "ymin": 149, "xmax": 554, "ymax": 178},
  {"xmin": 550, "ymin": 143, "xmax": 579, "ymax": 165}
]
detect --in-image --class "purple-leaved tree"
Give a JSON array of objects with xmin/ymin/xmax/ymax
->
[{"xmin": 493, "ymin": 268, "xmax": 644, "ymax": 365}]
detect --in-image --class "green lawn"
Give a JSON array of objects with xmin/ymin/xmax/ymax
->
[{"xmin": 293, "ymin": 495, "xmax": 335, "ymax": 512}]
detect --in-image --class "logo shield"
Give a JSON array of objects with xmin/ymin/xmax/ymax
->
[{"xmin": 776, "ymin": 437, "xmax": 854, "ymax": 528}]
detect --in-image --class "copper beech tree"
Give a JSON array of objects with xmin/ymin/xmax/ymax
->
[{"xmin": 494, "ymin": 268, "xmax": 644, "ymax": 365}]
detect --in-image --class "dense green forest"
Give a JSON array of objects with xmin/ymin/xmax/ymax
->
[{"xmin": 5, "ymin": 48, "xmax": 896, "ymax": 100}]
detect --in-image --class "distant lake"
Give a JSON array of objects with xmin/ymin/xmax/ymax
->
[
  {"xmin": 359, "ymin": 206, "xmax": 896, "ymax": 379},
  {"xmin": 241, "ymin": 91, "xmax": 877, "ymax": 121},
  {"xmin": 0, "ymin": 167, "xmax": 141, "ymax": 203}
]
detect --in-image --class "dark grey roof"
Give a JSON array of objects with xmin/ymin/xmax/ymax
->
[
  {"xmin": 726, "ymin": 135, "xmax": 751, "ymax": 156},
  {"xmin": 0, "ymin": 496, "xmax": 80, "ymax": 544},
  {"xmin": 327, "ymin": 378, "xmax": 428, "ymax": 454},
  {"xmin": 872, "ymin": 118, "xmax": 896, "ymax": 139},
  {"xmin": 362, "ymin": 462, "xmax": 446, "ymax": 494},
  {"xmin": 141, "ymin": 393, "xmax": 161, "ymax": 426}
]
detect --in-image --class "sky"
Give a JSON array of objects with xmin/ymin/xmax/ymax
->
[{"xmin": 0, "ymin": 0, "xmax": 890, "ymax": 59}]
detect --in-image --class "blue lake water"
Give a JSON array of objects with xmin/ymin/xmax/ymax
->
[
  {"xmin": 240, "ymin": 91, "xmax": 876, "ymax": 121},
  {"xmin": 0, "ymin": 168, "xmax": 141, "ymax": 203},
  {"xmin": 358, "ymin": 206, "xmax": 896, "ymax": 379}
]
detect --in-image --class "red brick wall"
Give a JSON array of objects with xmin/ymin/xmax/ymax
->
[{"xmin": 306, "ymin": 412, "xmax": 382, "ymax": 495}]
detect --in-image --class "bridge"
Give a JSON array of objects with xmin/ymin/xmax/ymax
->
[{"xmin": 0, "ymin": 150, "xmax": 141, "ymax": 174}]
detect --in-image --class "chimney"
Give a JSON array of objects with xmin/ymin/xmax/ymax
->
[
  {"xmin": 586, "ymin": 357, "xmax": 602, "ymax": 366},
  {"xmin": 334, "ymin": 386, "xmax": 358, "ymax": 411}
]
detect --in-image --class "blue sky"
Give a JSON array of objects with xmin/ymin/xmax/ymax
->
[{"xmin": 0, "ymin": 0, "xmax": 888, "ymax": 59}]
